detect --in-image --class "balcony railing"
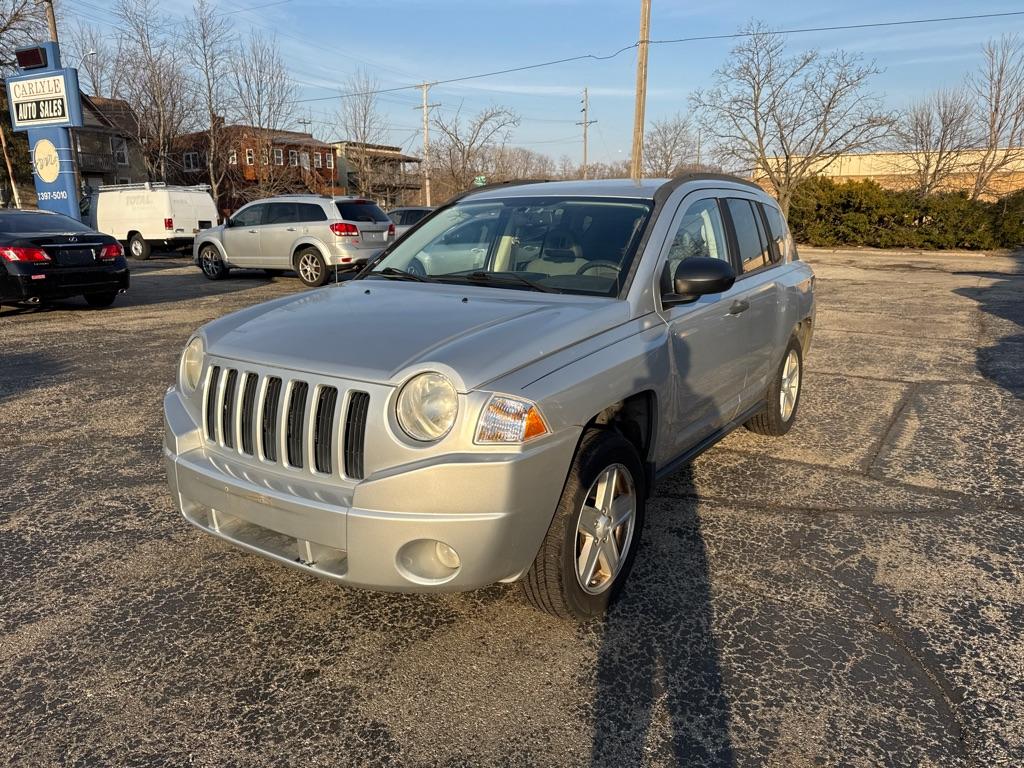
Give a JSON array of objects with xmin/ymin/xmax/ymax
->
[{"xmin": 78, "ymin": 151, "xmax": 116, "ymax": 173}]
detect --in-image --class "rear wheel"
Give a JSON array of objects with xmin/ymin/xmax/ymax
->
[
  {"xmin": 745, "ymin": 337, "xmax": 803, "ymax": 436},
  {"xmin": 199, "ymin": 245, "xmax": 229, "ymax": 280},
  {"xmin": 521, "ymin": 430, "xmax": 646, "ymax": 620},
  {"xmin": 84, "ymin": 291, "xmax": 118, "ymax": 308},
  {"xmin": 295, "ymin": 248, "xmax": 328, "ymax": 287},
  {"xmin": 127, "ymin": 233, "xmax": 151, "ymax": 260}
]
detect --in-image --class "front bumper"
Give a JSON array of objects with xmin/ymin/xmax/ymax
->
[
  {"xmin": 163, "ymin": 387, "xmax": 579, "ymax": 592},
  {"xmin": 0, "ymin": 262, "xmax": 130, "ymax": 302}
]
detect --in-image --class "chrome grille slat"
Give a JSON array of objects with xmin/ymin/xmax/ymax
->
[{"xmin": 201, "ymin": 363, "xmax": 367, "ymax": 479}]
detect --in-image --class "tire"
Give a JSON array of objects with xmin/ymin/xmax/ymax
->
[
  {"xmin": 84, "ymin": 291, "xmax": 118, "ymax": 308},
  {"xmin": 521, "ymin": 429, "xmax": 646, "ymax": 620},
  {"xmin": 295, "ymin": 248, "xmax": 328, "ymax": 287},
  {"xmin": 745, "ymin": 337, "xmax": 803, "ymax": 436},
  {"xmin": 127, "ymin": 233, "xmax": 151, "ymax": 260},
  {"xmin": 198, "ymin": 245, "xmax": 229, "ymax": 280}
]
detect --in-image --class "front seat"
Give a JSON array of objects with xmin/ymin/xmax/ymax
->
[{"xmin": 527, "ymin": 229, "xmax": 587, "ymax": 275}]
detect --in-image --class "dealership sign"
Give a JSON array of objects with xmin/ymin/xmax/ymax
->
[{"xmin": 6, "ymin": 71, "xmax": 81, "ymax": 130}]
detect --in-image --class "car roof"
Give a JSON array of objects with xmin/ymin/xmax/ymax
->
[{"xmin": 460, "ymin": 174, "xmax": 766, "ymax": 202}]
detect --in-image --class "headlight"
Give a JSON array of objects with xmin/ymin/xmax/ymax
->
[
  {"xmin": 396, "ymin": 372, "xmax": 458, "ymax": 442},
  {"xmin": 475, "ymin": 395, "xmax": 550, "ymax": 444},
  {"xmin": 179, "ymin": 337, "xmax": 204, "ymax": 393}
]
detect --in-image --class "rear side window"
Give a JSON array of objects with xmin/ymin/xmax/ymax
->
[
  {"xmin": 726, "ymin": 199, "xmax": 768, "ymax": 274},
  {"xmin": 406, "ymin": 209, "xmax": 430, "ymax": 226},
  {"xmin": 336, "ymin": 200, "xmax": 390, "ymax": 223},
  {"xmin": 296, "ymin": 203, "xmax": 327, "ymax": 223},
  {"xmin": 264, "ymin": 202, "xmax": 298, "ymax": 225},
  {"xmin": 232, "ymin": 204, "xmax": 264, "ymax": 227},
  {"xmin": 763, "ymin": 204, "xmax": 795, "ymax": 262}
]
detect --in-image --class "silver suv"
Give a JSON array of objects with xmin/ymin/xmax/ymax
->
[
  {"xmin": 194, "ymin": 194, "xmax": 395, "ymax": 287},
  {"xmin": 165, "ymin": 175, "xmax": 815, "ymax": 619}
]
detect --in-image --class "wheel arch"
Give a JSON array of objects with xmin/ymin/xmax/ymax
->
[
  {"xmin": 290, "ymin": 239, "xmax": 330, "ymax": 268},
  {"xmin": 195, "ymin": 237, "xmax": 229, "ymax": 265},
  {"xmin": 582, "ymin": 390, "xmax": 659, "ymax": 489}
]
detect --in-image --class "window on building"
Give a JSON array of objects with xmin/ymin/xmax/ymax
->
[
  {"xmin": 110, "ymin": 137, "xmax": 129, "ymax": 166},
  {"xmin": 273, "ymin": 148, "xmax": 284, "ymax": 166},
  {"xmin": 326, "ymin": 153, "xmax": 335, "ymax": 169},
  {"xmin": 229, "ymin": 149, "xmax": 238, "ymax": 165},
  {"xmin": 183, "ymin": 151, "xmax": 201, "ymax": 172},
  {"xmin": 300, "ymin": 151, "xmax": 310, "ymax": 170},
  {"xmin": 288, "ymin": 149, "xmax": 298, "ymax": 167},
  {"xmin": 245, "ymin": 148, "xmax": 254, "ymax": 166},
  {"xmin": 314, "ymin": 152, "xmax": 322, "ymax": 169}
]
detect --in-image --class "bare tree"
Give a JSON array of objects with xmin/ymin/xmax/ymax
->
[
  {"xmin": 66, "ymin": 22, "xmax": 129, "ymax": 98},
  {"xmin": 229, "ymin": 29, "xmax": 299, "ymax": 198},
  {"xmin": 896, "ymin": 88, "xmax": 974, "ymax": 196},
  {"xmin": 184, "ymin": 0, "xmax": 236, "ymax": 204},
  {"xmin": 336, "ymin": 68, "xmax": 391, "ymax": 195},
  {"xmin": 644, "ymin": 113, "xmax": 697, "ymax": 177},
  {"xmin": 430, "ymin": 105, "xmax": 520, "ymax": 196},
  {"xmin": 691, "ymin": 21, "xmax": 893, "ymax": 216},
  {"xmin": 967, "ymin": 35, "xmax": 1024, "ymax": 200},
  {"xmin": 116, "ymin": 0, "xmax": 196, "ymax": 180},
  {"xmin": 0, "ymin": 0, "xmax": 45, "ymax": 73}
]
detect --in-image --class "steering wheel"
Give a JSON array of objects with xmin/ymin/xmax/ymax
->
[{"xmin": 576, "ymin": 260, "xmax": 622, "ymax": 276}]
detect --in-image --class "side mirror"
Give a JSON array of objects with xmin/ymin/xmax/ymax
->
[
  {"xmin": 664, "ymin": 257, "xmax": 736, "ymax": 306},
  {"xmin": 224, "ymin": 217, "xmax": 234, "ymax": 228}
]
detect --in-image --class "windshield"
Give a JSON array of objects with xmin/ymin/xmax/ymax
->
[
  {"xmin": 0, "ymin": 211, "xmax": 93, "ymax": 234},
  {"xmin": 365, "ymin": 196, "xmax": 653, "ymax": 297}
]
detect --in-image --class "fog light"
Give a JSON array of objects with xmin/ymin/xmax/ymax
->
[{"xmin": 435, "ymin": 541, "xmax": 461, "ymax": 569}]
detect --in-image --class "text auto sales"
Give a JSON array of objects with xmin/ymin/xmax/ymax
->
[{"xmin": 11, "ymin": 77, "xmax": 67, "ymax": 123}]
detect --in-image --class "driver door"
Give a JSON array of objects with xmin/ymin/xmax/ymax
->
[
  {"xmin": 222, "ymin": 203, "xmax": 265, "ymax": 267},
  {"xmin": 656, "ymin": 193, "xmax": 748, "ymax": 460}
]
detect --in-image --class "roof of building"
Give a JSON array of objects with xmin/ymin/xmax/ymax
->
[
  {"xmin": 334, "ymin": 140, "xmax": 421, "ymax": 163},
  {"xmin": 84, "ymin": 96, "xmax": 138, "ymax": 135}
]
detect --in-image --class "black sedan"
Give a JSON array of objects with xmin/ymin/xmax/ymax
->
[{"xmin": 0, "ymin": 209, "xmax": 129, "ymax": 309}]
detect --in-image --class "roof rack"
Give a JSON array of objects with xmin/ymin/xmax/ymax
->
[{"xmin": 95, "ymin": 182, "xmax": 212, "ymax": 192}]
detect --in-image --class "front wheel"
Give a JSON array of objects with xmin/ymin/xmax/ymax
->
[
  {"xmin": 521, "ymin": 430, "xmax": 646, "ymax": 620},
  {"xmin": 745, "ymin": 337, "xmax": 803, "ymax": 436},
  {"xmin": 295, "ymin": 248, "xmax": 328, "ymax": 287},
  {"xmin": 199, "ymin": 245, "xmax": 229, "ymax": 280}
]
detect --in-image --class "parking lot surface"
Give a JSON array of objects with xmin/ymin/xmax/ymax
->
[{"xmin": 1, "ymin": 248, "xmax": 1022, "ymax": 767}]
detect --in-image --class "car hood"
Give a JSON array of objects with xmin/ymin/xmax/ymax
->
[{"xmin": 203, "ymin": 281, "xmax": 630, "ymax": 391}]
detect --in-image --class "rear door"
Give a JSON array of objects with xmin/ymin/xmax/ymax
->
[
  {"xmin": 222, "ymin": 203, "xmax": 265, "ymax": 266},
  {"xmin": 336, "ymin": 199, "xmax": 391, "ymax": 251},
  {"xmin": 656, "ymin": 192, "xmax": 747, "ymax": 458},
  {"xmin": 722, "ymin": 198, "xmax": 783, "ymax": 410}
]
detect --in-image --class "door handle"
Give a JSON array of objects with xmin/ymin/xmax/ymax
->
[
  {"xmin": 728, "ymin": 299, "xmax": 750, "ymax": 315},
  {"xmin": 286, "ymin": 227, "xmax": 296, "ymax": 231},
  {"xmin": 247, "ymin": 229, "xmax": 257, "ymax": 233}
]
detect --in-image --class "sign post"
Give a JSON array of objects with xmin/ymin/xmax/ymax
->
[{"xmin": 4, "ymin": 41, "xmax": 84, "ymax": 220}]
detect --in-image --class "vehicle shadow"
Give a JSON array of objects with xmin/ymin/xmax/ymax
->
[
  {"xmin": 953, "ymin": 249, "xmax": 1024, "ymax": 398},
  {"xmin": 590, "ymin": 344, "xmax": 735, "ymax": 765},
  {"xmin": 0, "ymin": 351, "xmax": 65, "ymax": 405}
]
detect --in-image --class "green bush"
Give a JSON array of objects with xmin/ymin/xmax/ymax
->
[{"xmin": 787, "ymin": 177, "xmax": 1016, "ymax": 250}]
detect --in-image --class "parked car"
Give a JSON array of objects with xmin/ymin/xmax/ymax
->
[
  {"xmin": 0, "ymin": 209, "xmax": 129, "ymax": 310},
  {"xmin": 164, "ymin": 175, "xmax": 815, "ymax": 619},
  {"xmin": 387, "ymin": 206, "xmax": 434, "ymax": 238},
  {"xmin": 82, "ymin": 182, "xmax": 218, "ymax": 260},
  {"xmin": 194, "ymin": 195, "xmax": 395, "ymax": 288}
]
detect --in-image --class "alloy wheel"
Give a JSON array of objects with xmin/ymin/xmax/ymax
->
[
  {"xmin": 779, "ymin": 349, "xmax": 800, "ymax": 421},
  {"xmin": 575, "ymin": 463, "xmax": 636, "ymax": 595},
  {"xmin": 298, "ymin": 252, "xmax": 322, "ymax": 284},
  {"xmin": 201, "ymin": 248, "xmax": 220, "ymax": 277}
]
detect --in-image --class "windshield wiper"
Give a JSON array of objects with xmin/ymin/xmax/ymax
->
[
  {"xmin": 451, "ymin": 271, "xmax": 561, "ymax": 294},
  {"xmin": 373, "ymin": 266, "xmax": 434, "ymax": 283}
]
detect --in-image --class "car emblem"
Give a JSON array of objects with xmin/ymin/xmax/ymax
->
[{"xmin": 68, "ymin": 236, "xmax": 78, "ymax": 243}]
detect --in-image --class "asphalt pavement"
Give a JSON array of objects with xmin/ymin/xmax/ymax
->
[{"xmin": 1, "ymin": 248, "xmax": 1022, "ymax": 767}]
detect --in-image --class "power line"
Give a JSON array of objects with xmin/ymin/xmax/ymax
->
[{"xmin": 291, "ymin": 9, "xmax": 1024, "ymax": 105}]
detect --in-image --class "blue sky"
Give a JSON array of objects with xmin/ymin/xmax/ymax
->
[{"xmin": 68, "ymin": 0, "xmax": 1024, "ymax": 162}]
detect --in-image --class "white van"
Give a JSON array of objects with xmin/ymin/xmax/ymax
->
[{"xmin": 84, "ymin": 182, "xmax": 219, "ymax": 260}]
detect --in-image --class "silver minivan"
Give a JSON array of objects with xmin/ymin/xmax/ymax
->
[{"xmin": 194, "ymin": 194, "xmax": 395, "ymax": 287}]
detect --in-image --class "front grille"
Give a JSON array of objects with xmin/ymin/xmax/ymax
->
[{"xmin": 203, "ymin": 366, "xmax": 369, "ymax": 478}]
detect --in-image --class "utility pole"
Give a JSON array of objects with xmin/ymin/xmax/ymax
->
[
  {"xmin": 41, "ymin": 0, "xmax": 59, "ymax": 41},
  {"xmin": 629, "ymin": 0, "xmax": 651, "ymax": 182},
  {"xmin": 414, "ymin": 82, "xmax": 440, "ymax": 206},
  {"xmin": 296, "ymin": 117, "xmax": 312, "ymax": 132},
  {"xmin": 576, "ymin": 87, "xmax": 596, "ymax": 179}
]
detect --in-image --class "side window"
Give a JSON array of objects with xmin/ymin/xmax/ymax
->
[
  {"xmin": 231, "ymin": 204, "xmax": 264, "ymax": 227},
  {"xmin": 725, "ymin": 199, "xmax": 767, "ymax": 274},
  {"xmin": 663, "ymin": 198, "xmax": 729, "ymax": 292},
  {"xmin": 408, "ymin": 209, "xmax": 429, "ymax": 226},
  {"xmin": 297, "ymin": 203, "xmax": 328, "ymax": 223},
  {"xmin": 763, "ymin": 204, "xmax": 793, "ymax": 263},
  {"xmin": 264, "ymin": 202, "xmax": 298, "ymax": 225}
]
